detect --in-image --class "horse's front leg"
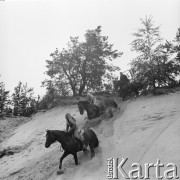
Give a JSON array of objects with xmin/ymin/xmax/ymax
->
[
  {"xmin": 73, "ymin": 153, "xmax": 78, "ymax": 165},
  {"xmin": 59, "ymin": 151, "xmax": 68, "ymax": 169}
]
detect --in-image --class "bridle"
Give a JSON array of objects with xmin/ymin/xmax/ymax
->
[
  {"xmin": 46, "ymin": 130, "xmax": 63, "ymax": 152},
  {"xmin": 46, "ymin": 130, "xmax": 54, "ymax": 144}
]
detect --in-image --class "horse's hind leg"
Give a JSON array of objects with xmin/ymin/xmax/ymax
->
[{"xmin": 73, "ymin": 153, "xmax": 78, "ymax": 165}]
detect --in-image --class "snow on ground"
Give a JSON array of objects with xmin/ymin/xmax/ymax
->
[{"xmin": 0, "ymin": 91, "xmax": 180, "ymax": 180}]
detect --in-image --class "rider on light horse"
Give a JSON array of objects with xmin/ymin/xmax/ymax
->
[{"xmin": 65, "ymin": 113, "xmax": 86, "ymax": 150}]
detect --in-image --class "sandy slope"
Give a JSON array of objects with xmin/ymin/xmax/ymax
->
[{"xmin": 0, "ymin": 92, "xmax": 180, "ymax": 180}]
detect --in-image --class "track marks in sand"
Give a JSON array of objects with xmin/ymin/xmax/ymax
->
[{"xmin": 138, "ymin": 118, "xmax": 176, "ymax": 162}]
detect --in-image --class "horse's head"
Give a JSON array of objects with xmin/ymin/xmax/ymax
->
[
  {"xmin": 45, "ymin": 129, "xmax": 56, "ymax": 148},
  {"xmin": 78, "ymin": 101, "xmax": 86, "ymax": 115}
]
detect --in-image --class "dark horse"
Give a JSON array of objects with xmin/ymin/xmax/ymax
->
[
  {"xmin": 45, "ymin": 129, "xmax": 99, "ymax": 171},
  {"xmin": 78, "ymin": 98, "xmax": 118, "ymax": 119},
  {"xmin": 78, "ymin": 101, "xmax": 100, "ymax": 119}
]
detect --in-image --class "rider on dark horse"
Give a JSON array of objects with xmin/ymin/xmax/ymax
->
[
  {"xmin": 65, "ymin": 113, "xmax": 86, "ymax": 151},
  {"xmin": 119, "ymin": 72, "xmax": 130, "ymax": 100},
  {"xmin": 87, "ymin": 92, "xmax": 101, "ymax": 113}
]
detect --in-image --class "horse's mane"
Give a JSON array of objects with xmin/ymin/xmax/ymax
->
[
  {"xmin": 49, "ymin": 130, "xmax": 65, "ymax": 134},
  {"xmin": 78, "ymin": 100, "xmax": 90, "ymax": 105},
  {"xmin": 48, "ymin": 130, "xmax": 67, "ymax": 139}
]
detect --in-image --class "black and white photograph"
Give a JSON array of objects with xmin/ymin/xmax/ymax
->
[{"xmin": 0, "ymin": 0, "xmax": 180, "ymax": 179}]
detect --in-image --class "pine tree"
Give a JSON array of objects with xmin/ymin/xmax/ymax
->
[
  {"xmin": 12, "ymin": 82, "xmax": 37, "ymax": 116},
  {"xmin": 130, "ymin": 16, "xmax": 162, "ymax": 91},
  {"xmin": 44, "ymin": 26, "xmax": 122, "ymax": 96},
  {"xmin": 0, "ymin": 81, "xmax": 10, "ymax": 117},
  {"xmin": 130, "ymin": 16, "xmax": 180, "ymax": 91}
]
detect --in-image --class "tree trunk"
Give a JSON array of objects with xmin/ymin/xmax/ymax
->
[
  {"xmin": 72, "ymin": 88, "xmax": 77, "ymax": 96},
  {"xmin": 78, "ymin": 84, "xmax": 86, "ymax": 96},
  {"xmin": 152, "ymin": 78, "xmax": 156, "ymax": 94}
]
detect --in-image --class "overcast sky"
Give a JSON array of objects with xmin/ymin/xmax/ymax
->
[{"xmin": 0, "ymin": 0, "xmax": 179, "ymax": 96}]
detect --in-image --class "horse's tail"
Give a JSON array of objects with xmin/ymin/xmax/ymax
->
[
  {"xmin": 87, "ymin": 129, "xmax": 99, "ymax": 148},
  {"xmin": 93, "ymin": 131, "xmax": 99, "ymax": 148},
  {"xmin": 95, "ymin": 137, "xmax": 99, "ymax": 148}
]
